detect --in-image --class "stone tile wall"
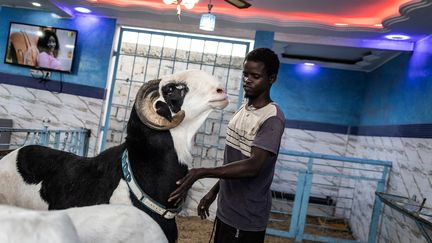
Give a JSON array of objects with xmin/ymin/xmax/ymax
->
[
  {"xmin": 347, "ymin": 135, "xmax": 431, "ymax": 243},
  {"xmin": 0, "ymin": 83, "xmax": 103, "ymax": 156}
]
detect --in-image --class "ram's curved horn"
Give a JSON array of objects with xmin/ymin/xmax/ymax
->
[{"xmin": 134, "ymin": 79, "xmax": 185, "ymax": 130}]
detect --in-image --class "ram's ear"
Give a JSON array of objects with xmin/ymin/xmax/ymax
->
[
  {"xmin": 155, "ymin": 101, "xmax": 172, "ymax": 122},
  {"xmin": 161, "ymin": 83, "xmax": 189, "ymax": 114}
]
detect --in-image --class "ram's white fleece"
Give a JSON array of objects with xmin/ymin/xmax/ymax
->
[
  {"xmin": 0, "ymin": 148, "xmax": 48, "ymax": 209},
  {"xmin": 0, "ymin": 204, "xmax": 168, "ymax": 243},
  {"xmin": 166, "ymin": 70, "xmax": 229, "ymax": 166},
  {"xmin": 0, "ymin": 205, "xmax": 80, "ymax": 243}
]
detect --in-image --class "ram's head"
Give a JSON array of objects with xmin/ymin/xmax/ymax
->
[{"xmin": 134, "ymin": 70, "xmax": 229, "ymax": 130}]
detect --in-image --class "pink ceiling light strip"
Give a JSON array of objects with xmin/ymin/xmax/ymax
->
[{"xmin": 87, "ymin": 0, "xmax": 414, "ymax": 28}]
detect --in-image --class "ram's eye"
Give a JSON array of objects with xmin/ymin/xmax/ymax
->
[{"xmin": 164, "ymin": 85, "xmax": 175, "ymax": 95}]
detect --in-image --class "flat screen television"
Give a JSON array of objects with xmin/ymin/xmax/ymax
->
[{"xmin": 4, "ymin": 22, "xmax": 78, "ymax": 73}]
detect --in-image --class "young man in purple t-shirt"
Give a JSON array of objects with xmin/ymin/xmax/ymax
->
[{"xmin": 169, "ymin": 48, "xmax": 285, "ymax": 243}]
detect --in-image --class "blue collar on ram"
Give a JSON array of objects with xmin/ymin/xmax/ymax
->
[
  {"xmin": 0, "ymin": 69, "xmax": 229, "ymax": 243},
  {"xmin": 121, "ymin": 148, "xmax": 182, "ymax": 219}
]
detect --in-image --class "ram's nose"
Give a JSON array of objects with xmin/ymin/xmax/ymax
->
[
  {"xmin": 218, "ymin": 87, "xmax": 229, "ymax": 101},
  {"xmin": 209, "ymin": 87, "xmax": 229, "ymax": 109}
]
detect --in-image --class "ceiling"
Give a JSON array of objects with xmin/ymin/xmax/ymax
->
[{"xmin": 3, "ymin": 0, "xmax": 432, "ymax": 71}]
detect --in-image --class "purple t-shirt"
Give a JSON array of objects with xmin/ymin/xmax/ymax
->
[
  {"xmin": 37, "ymin": 52, "xmax": 62, "ymax": 70},
  {"xmin": 216, "ymin": 102, "xmax": 285, "ymax": 231}
]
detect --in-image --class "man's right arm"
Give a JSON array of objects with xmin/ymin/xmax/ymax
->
[{"xmin": 168, "ymin": 146, "xmax": 273, "ymax": 203}]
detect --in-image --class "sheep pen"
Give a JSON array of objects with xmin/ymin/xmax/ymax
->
[
  {"xmin": 177, "ymin": 215, "xmax": 355, "ymax": 242},
  {"xmin": 177, "ymin": 216, "xmax": 290, "ymax": 243},
  {"xmin": 0, "ymin": 69, "xmax": 229, "ymax": 243}
]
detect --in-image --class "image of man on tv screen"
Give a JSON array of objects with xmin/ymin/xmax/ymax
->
[
  {"xmin": 6, "ymin": 25, "xmax": 72, "ymax": 72},
  {"xmin": 36, "ymin": 29, "xmax": 63, "ymax": 71}
]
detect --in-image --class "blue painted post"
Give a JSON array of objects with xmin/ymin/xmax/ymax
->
[
  {"xmin": 53, "ymin": 131, "xmax": 60, "ymax": 150},
  {"xmin": 295, "ymin": 158, "xmax": 314, "ymax": 242},
  {"xmin": 100, "ymin": 29, "xmax": 124, "ymax": 152},
  {"xmin": 71, "ymin": 131, "xmax": 79, "ymax": 154},
  {"xmin": 68, "ymin": 132, "xmax": 74, "ymax": 153},
  {"xmin": 77, "ymin": 130, "xmax": 83, "ymax": 156},
  {"xmin": 368, "ymin": 166, "xmax": 390, "ymax": 243},
  {"xmin": 266, "ymin": 169, "xmax": 308, "ymax": 239},
  {"xmin": 30, "ymin": 132, "xmax": 36, "ymax": 145},
  {"xmin": 78, "ymin": 128, "xmax": 87, "ymax": 156},
  {"xmin": 289, "ymin": 170, "xmax": 307, "ymax": 237},
  {"xmin": 40, "ymin": 126, "xmax": 49, "ymax": 146},
  {"xmin": 77, "ymin": 131, "xmax": 82, "ymax": 154}
]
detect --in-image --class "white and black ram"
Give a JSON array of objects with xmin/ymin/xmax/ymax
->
[{"xmin": 0, "ymin": 69, "xmax": 229, "ymax": 243}]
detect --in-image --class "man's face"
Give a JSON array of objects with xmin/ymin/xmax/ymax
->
[
  {"xmin": 47, "ymin": 36, "xmax": 56, "ymax": 51},
  {"xmin": 242, "ymin": 60, "xmax": 274, "ymax": 99}
]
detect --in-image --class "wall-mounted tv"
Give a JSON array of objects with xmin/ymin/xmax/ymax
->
[{"xmin": 4, "ymin": 22, "xmax": 78, "ymax": 73}]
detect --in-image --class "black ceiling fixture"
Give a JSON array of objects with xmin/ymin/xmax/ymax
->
[
  {"xmin": 281, "ymin": 53, "xmax": 372, "ymax": 65},
  {"xmin": 224, "ymin": 0, "xmax": 251, "ymax": 9}
]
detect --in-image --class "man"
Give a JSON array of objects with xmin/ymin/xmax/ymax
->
[{"xmin": 168, "ymin": 47, "xmax": 285, "ymax": 243}]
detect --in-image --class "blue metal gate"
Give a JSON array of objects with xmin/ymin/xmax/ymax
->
[
  {"xmin": 268, "ymin": 149, "xmax": 392, "ymax": 242},
  {"xmin": 0, "ymin": 126, "xmax": 90, "ymax": 156}
]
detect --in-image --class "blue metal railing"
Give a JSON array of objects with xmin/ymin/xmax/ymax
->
[
  {"xmin": 268, "ymin": 149, "xmax": 392, "ymax": 243},
  {"xmin": 0, "ymin": 126, "xmax": 91, "ymax": 156}
]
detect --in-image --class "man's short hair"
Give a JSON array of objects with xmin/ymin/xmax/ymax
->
[{"xmin": 244, "ymin": 48, "xmax": 280, "ymax": 77}]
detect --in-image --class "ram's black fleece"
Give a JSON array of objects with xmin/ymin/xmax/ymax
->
[{"xmin": 15, "ymin": 106, "xmax": 188, "ymax": 242}]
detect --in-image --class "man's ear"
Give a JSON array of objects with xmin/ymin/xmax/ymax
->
[{"xmin": 269, "ymin": 74, "xmax": 276, "ymax": 85}]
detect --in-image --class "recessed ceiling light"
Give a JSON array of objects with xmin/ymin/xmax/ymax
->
[
  {"xmin": 384, "ymin": 34, "xmax": 410, "ymax": 40},
  {"xmin": 74, "ymin": 7, "xmax": 92, "ymax": 13},
  {"xmin": 297, "ymin": 62, "xmax": 319, "ymax": 74},
  {"xmin": 335, "ymin": 23, "xmax": 348, "ymax": 26},
  {"xmin": 304, "ymin": 62, "xmax": 315, "ymax": 66},
  {"xmin": 32, "ymin": 2, "xmax": 41, "ymax": 7}
]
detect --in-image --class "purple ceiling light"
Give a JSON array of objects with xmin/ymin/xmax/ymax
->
[
  {"xmin": 304, "ymin": 62, "xmax": 316, "ymax": 66},
  {"xmin": 384, "ymin": 34, "xmax": 410, "ymax": 40},
  {"xmin": 74, "ymin": 7, "xmax": 92, "ymax": 13},
  {"xmin": 296, "ymin": 62, "xmax": 319, "ymax": 75}
]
